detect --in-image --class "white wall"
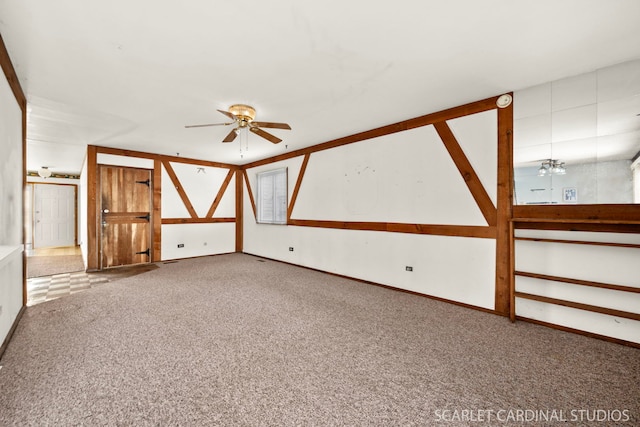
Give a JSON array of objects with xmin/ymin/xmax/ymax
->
[
  {"xmin": 244, "ymin": 110, "xmax": 499, "ymax": 310},
  {"xmin": 160, "ymin": 161, "xmax": 236, "ymax": 260},
  {"xmin": 0, "ymin": 59, "xmax": 24, "ymax": 348}
]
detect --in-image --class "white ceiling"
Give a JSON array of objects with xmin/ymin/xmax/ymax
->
[{"xmin": 1, "ymin": 0, "xmax": 640, "ymax": 173}]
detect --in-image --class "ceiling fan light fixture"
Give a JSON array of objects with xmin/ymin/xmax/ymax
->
[{"xmin": 228, "ymin": 104, "xmax": 256, "ymax": 121}]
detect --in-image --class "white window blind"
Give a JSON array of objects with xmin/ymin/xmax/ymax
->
[{"xmin": 257, "ymin": 168, "xmax": 288, "ymax": 224}]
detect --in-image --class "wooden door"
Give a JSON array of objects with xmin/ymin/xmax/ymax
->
[{"xmin": 100, "ymin": 166, "xmax": 152, "ymax": 269}]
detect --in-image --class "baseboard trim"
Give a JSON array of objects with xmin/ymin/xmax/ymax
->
[
  {"xmin": 0, "ymin": 305, "xmax": 26, "ymax": 361},
  {"xmin": 243, "ymin": 252, "xmax": 500, "ymax": 317}
]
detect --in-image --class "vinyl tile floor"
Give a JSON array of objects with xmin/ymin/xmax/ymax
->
[{"xmin": 27, "ymin": 272, "xmax": 110, "ymax": 306}]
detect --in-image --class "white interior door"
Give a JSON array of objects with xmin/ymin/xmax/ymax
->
[{"xmin": 34, "ymin": 184, "xmax": 76, "ymax": 248}]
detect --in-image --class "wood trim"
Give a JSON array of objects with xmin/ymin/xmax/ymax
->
[
  {"xmin": 0, "ymin": 34, "xmax": 26, "ymax": 108},
  {"xmin": 515, "ymin": 316, "xmax": 640, "ymax": 349},
  {"xmin": 433, "ymin": 121, "xmax": 497, "ymax": 226},
  {"xmin": 509, "ymin": 220, "xmax": 516, "ymax": 322},
  {"xmin": 162, "ymin": 217, "xmax": 235, "ymax": 224},
  {"xmin": 243, "ymin": 170, "xmax": 257, "ymax": 219},
  {"xmin": 287, "ymin": 153, "xmax": 310, "ymax": 221},
  {"xmin": 86, "ymin": 146, "xmax": 99, "ymax": 270},
  {"xmin": 512, "ymin": 220, "xmax": 640, "ymax": 234},
  {"xmin": 515, "ymin": 271, "xmax": 640, "ymax": 294},
  {"xmin": 21, "ymin": 92, "xmax": 27, "ymax": 305},
  {"xmin": 206, "ymin": 169, "xmax": 235, "ymax": 218},
  {"xmin": 495, "ymin": 103, "xmax": 514, "ymax": 315},
  {"xmin": 515, "ymin": 291, "xmax": 640, "ymax": 321},
  {"xmin": 245, "ymin": 252, "xmax": 502, "ymax": 317},
  {"xmin": 235, "ymin": 170, "xmax": 243, "ymax": 252},
  {"xmin": 152, "ymin": 159, "xmax": 162, "ymax": 262},
  {"xmin": 161, "ymin": 160, "xmax": 198, "ymax": 219},
  {"xmin": 513, "ymin": 204, "xmax": 640, "ymax": 223},
  {"xmin": 243, "ymin": 96, "xmax": 500, "ymax": 169},
  {"xmin": 514, "ymin": 236, "xmax": 640, "ymax": 249},
  {"xmin": 288, "ymin": 219, "xmax": 496, "ymax": 238},
  {"xmin": 93, "ymin": 145, "xmax": 236, "ymax": 169}
]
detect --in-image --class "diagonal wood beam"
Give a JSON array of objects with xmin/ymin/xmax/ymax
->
[
  {"xmin": 206, "ymin": 169, "xmax": 235, "ymax": 218},
  {"xmin": 434, "ymin": 121, "xmax": 497, "ymax": 226},
  {"xmin": 161, "ymin": 160, "xmax": 198, "ymax": 219},
  {"xmin": 287, "ymin": 153, "xmax": 311, "ymax": 221},
  {"xmin": 243, "ymin": 170, "xmax": 257, "ymax": 219}
]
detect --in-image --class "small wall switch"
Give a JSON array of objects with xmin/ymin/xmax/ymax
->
[
  {"xmin": 405, "ymin": 266, "xmax": 413, "ymax": 272},
  {"xmin": 177, "ymin": 244, "xmax": 184, "ymax": 248},
  {"xmin": 289, "ymin": 247, "xmax": 294, "ymax": 251}
]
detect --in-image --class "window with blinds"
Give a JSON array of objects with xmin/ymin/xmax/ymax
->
[{"xmin": 257, "ymin": 168, "xmax": 288, "ymax": 224}]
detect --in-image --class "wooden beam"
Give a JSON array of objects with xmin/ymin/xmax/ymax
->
[
  {"xmin": 206, "ymin": 169, "xmax": 235, "ymax": 218},
  {"xmin": 243, "ymin": 170, "xmax": 257, "ymax": 220},
  {"xmin": 433, "ymin": 121, "xmax": 497, "ymax": 226},
  {"xmin": 161, "ymin": 160, "xmax": 198, "ymax": 219},
  {"xmin": 495, "ymin": 102, "xmax": 514, "ymax": 315},
  {"xmin": 235, "ymin": 170, "xmax": 243, "ymax": 252},
  {"xmin": 162, "ymin": 217, "xmax": 235, "ymax": 225},
  {"xmin": 288, "ymin": 219, "xmax": 496, "ymax": 239},
  {"xmin": 243, "ymin": 96, "xmax": 500, "ymax": 169},
  {"xmin": 515, "ymin": 271, "xmax": 640, "ymax": 294},
  {"xmin": 513, "ymin": 204, "xmax": 640, "ymax": 223},
  {"xmin": 514, "ymin": 236, "xmax": 640, "ymax": 249},
  {"xmin": 515, "ymin": 291, "xmax": 640, "ymax": 321},
  {"xmin": 0, "ymin": 34, "xmax": 26, "ymax": 108},
  {"xmin": 86, "ymin": 146, "xmax": 99, "ymax": 270},
  {"xmin": 287, "ymin": 153, "xmax": 311, "ymax": 221},
  {"xmin": 512, "ymin": 220, "xmax": 640, "ymax": 234},
  {"xmin": 94, "ymin": 145, "xmax": 236, "ymax": 169},
  {"xmin": 152, "ymin": 159, "xmax": 162, "ymax": 262}
]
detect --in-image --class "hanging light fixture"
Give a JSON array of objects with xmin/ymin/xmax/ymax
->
[{"xmin": 538, "ymin": 159, "xmax": 566, "ymax": 176}]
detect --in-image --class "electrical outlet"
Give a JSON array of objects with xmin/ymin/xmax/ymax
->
[
  {"xmin": 405, "ymin": 266, "xmax": 413, "ymax": 272},
  {"xmin": 0, "ymin": 305, "xmax": 3, "ymax": 316},
  {"xmin": 177, "ymin": 244, "xmax": 184, "ymax": 248},
  {"xmin": 203, "ymin": 242, "xmax": 207, "ymax": 246},
  {"xmin": 289, "ymin": 247, "xmax": 294, "ymax": 251}
]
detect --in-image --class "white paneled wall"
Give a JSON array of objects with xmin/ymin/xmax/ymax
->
[{"xmin": 0, "ymin": 60, "xmax": 24, "ymax": 349}]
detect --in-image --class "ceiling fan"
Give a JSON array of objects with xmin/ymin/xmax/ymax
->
[{"xmin": 185, "ymin": 104, "xmax": 291, "ymax": 144}]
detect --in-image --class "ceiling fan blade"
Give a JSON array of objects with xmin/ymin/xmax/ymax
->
[
  {"xmin": 222, "ymin": 129, "xmax": 238, "ymax": 143},
  {"xmin": 251, "ymin": 121, "xmax": 291, "ymax": 130},
  {"xmin": 185, "ymin": 122, "xmax": 234, "ymax": 128},
  {"xmin": 217, "ymin": 109, "xmax": 237, "ymax": 120},
  {"xmin": 250, "ymin": 127, "xmax": 282, "ymax": 144}
]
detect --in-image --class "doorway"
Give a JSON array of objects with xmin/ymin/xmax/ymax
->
[{"xmin": 99, "ymin": 165, "xmax": 153, "ymax": 269}]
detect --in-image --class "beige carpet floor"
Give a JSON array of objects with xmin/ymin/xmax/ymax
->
[
  {"xmin": 26, "ymin": 255, "xmax": 85, "ymax": 278},
  {"xmin": 1, "ymin": 253, "xmax": 638, "ymax": 426}
]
